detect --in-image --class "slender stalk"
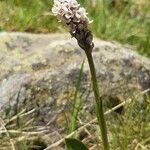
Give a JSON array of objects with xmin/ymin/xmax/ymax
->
[
  {"xmin": 85, "ymin": 51, "xmax": 109, "ymax": 150},
  {"xmin": 52, "ymin": 0, "xmax": 109, "ymax": 148}
]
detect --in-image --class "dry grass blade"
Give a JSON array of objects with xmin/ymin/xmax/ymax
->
[
  {"xmin": 0, "ymin": 118, "xmax": 15, "ymax": 150},
  {"xmin": 135, "ymin": 143, "xmax": 147, "ymax": 150},
  {"xmin": 5, "ymin": 108, "xmax": 36, "ymax": 126},
  {"xmin": 142, "ymin": 88, "xmax": 150, "ymax": 94},
  {"xmin": 0, "ymin": 129, "xmax": 49, "ymax": 135}
]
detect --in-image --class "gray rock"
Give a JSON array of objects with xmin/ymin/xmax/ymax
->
[{"xmin": 0, "ymin": 32, "xmax": 149, "ymax": 124}]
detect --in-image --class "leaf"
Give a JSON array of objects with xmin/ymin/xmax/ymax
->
[
  {"xmin": 69, "ymin": 60, "xmax": 85, "ymax": 133},
  {"xmin": 65, "ymin": 138, "xmax": 88, "ymax": 150}
]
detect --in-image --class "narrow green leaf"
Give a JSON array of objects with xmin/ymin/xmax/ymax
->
[
  {"xmin": 65, "ymin": 138, "xmax": 88, "ymax": 150},
  {"xmin": 69, "ymin": 60, "xmax": 85, "ymax": 133}
]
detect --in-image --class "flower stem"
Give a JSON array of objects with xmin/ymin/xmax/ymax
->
[{"xmin": 85, "ymin": 51, "xmax": 109, "ymax": 150}]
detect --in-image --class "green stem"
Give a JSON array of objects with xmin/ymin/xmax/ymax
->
[{"xmin": 85, "ymin": 51, "xmax": 109, "ymax": 150}]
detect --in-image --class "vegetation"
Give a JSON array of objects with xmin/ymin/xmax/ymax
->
[
  {"xmin": 0, "ymin": 0, "xmax": 150, "ymax": 149},
  {"xmin": 0, "ymin": 92, "xmax": 150, "ymax": 149},
  {"xmin": 0, "ymin": 0, "xmax": 149, "ymax": 57}
]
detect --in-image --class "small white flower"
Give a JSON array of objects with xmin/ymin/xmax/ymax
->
[
  {"xmin": 52, "ymin": 0, "xmax": 91, "ymax": 24},
  {"xmin": 52, "ymin": 0, "xmax": 94, "ymax": 53}
]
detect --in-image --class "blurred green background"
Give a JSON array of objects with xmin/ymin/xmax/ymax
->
[{"xmin": 0, "ymin": 0, "xmax": 149, "ymax": 57}]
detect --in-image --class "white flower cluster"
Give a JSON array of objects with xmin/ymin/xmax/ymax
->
[{"xmin": 52, "ymin": 0, "xmax": 91, "ymax": 24}]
